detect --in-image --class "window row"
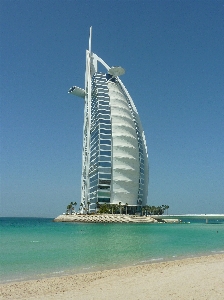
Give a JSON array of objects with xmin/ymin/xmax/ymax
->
[
  {"xmin": 99, "ymin": 161, "xmax": 111, "ymax": 167},
  {"xmin": 98, "ymin": 167, "xmax": 111, "ymax": 173},
  {"xmin": 98, "ymin": 185, "xmax": 110, "ymax": 190},
  {"xmin": 100, "ymin": 139, "xmax": 111, "ymax": 145},
  {"xmin": 99, "ymin": 155, "xmax": 111, "ymax": 162},
  {"xmin": 98, "ymin": 190, "xmax": 110, "ymax": 197},
  {"xmin": 100, "ymin": 144, "xmax": 111, "ymax": 151},
  {"xmin": 99, "ymin": 172, "xmax": 111, "ymax": 179},
  {"xmin": 98, "ymin": 198, "xmax": 110, "ymax": 203}
]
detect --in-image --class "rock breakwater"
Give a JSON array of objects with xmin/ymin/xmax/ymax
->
[{"xmin": 54, "ymin": 214, "xmax": 157, "ymax": 223}]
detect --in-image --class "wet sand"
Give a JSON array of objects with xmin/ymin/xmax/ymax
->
[{"xmin": 1, "ymin": 254, "xmax": 224, "ymax": 300}]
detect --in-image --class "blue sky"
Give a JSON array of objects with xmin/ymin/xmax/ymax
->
[{"xmin": 1, "ymin": 0, "xmax": 224, "ymax": 217}]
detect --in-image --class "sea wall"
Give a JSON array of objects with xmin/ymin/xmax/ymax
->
[{"xmin": 54, "ymin": 214, "xmax": 157, "ymax": 223}]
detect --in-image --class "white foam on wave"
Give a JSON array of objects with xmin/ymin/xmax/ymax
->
[
  {"xmin": 30, "ymin": 241, "xmax": 39, "ymax": 243},
  {"xmin": 52, "ymin": 270, "xmax": 65, "ymax": 274},
  {"xmin": 134, "ymin": 257, "xmax": 164, "ymax": 265},
  {"xmin": 0, "ymin": 276, "xmax": 26, "ymax": 284},
  {"xmin": 82, "ymin": 266, "xmax": 93, "ymax": 270},
  {"xmin": 211, "ymin": 250, "xmax": 224, "ymax": 253},
  {"xmin": 149, "ymin": 257, "xmax": 164, "ymax": 262}
]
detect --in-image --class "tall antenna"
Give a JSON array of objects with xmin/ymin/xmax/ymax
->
[{"xmin": 89, "ymin": 26, "xmax": 92, "ymax": 54}]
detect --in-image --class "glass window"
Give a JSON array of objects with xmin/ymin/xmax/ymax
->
[
  {"xmin": 90, "ymin": 186, "xmax": 96, "ymax": 193},
  {"xmin": 140, "ymin": 172, "xmax": 144, "ymax": 179},
  {"xmin": 91, "ymin": 135, "xmax": 98, "ymax": 145},
  {"xmin": 140, "ymin": 162, "xmax": 144, "ymax": 169},
  {"xmin": 99, "ymin": 110, "xmax": 110, "ymax": 116},
  {"xmin": 91, "ymin": 129, "xmax": 99, "ymax": 137},
  {"xmin": 139, "ymin": 178, "xmax": 144, "ymax": 184},
  {"xmin": 100, "ymin": 124, "xmax": 111, "ymax": 130},
  {"xmin": 98, "ymin": 94, "xmax": 109, "ymax": 99},
  {"xmin": 99, "ymin": 161, "xmax": 111, "ymax": 167},
  {"xmin": 91, "ymin": 145, "xmax": 98, "ymax": 152},
  {"xmin": 98, "ymin": 191, "xmax": 110, "ymax": 197},
  {"xmin": 89, "ymin": 197, "xmax": 97, "ymax": 203},
  {"xmin": 99, "ymin": 156, "xmax": 111, "ymax": 162},
  {"xmin": 100, "ymin": 150, "xmax": 111, "ymax": 156},
  {"xmin": 90, "ymin": 149, "xmax": 99, "ymax": 158},
  {"xmin": 90, "ymin": 179, "xmax": 98, "ymax": 188},
  {"xmin": 139, "ymin": 148, "xmax": 143, "ymax": 154},
  {"xmin": 99, "ymin": 114, "xmax": 110, "ymax": 119},
  {"xmin": 98, "ymin": 167, "xmax": 111, "ymax": 173},
  {"xmin": 90, "ymin": 157, "xmax": 98, "ymax": 165},
  {"xmin": 100, "ymin": 139, "xmax": 111, "ymax": 145},
  {"xmin": 99, "ymin": 119, "xmax": 110, "ymax": 125},
  {"xmin": 99, "ymin": 104, "xmax": 110, "ymax": 109},
  {"xmin": 99, "ymin": 173, "xmax": 111, "ymax": 179},
  {"xmin": 99, "ymin": 179, "xmax": 111, "ymax": 185},
  {"xmin": 98, "ymin": 198, "xmax": 110, "ymax": 203},
  {"xmin": 99, "ymin": 101, "xmax": 109, "ymax": 106},
  {"xmin": 90, "ymin": 173, "xmax": 98, "ymax": 183},
  {"xmin": 100, "ymin": 129, "xmax": 111, "ymax": 135},
  {"xmin": 98, "ymin": 185, "xmax": 110, "ymax": 190},
  {"xmin": 100, "ymin": 134, "xmax": 111, "ymax": 140},
  {"xmin": 100, "ymin": 145, "xmax": 111, "ymax": 151}
]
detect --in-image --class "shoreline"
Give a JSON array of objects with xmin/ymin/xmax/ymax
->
[
  {"xmin": 1, "ymin": 250, "xmax": 222, "ymax": 285},
  {"xmin": 1, "ymin": 253, "xmax": 224, "ymax": 299}
]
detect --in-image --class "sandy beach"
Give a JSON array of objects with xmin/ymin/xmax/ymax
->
[{"xmin": 1, "ymin": 254, "xmax": 224, "ymax": 300}]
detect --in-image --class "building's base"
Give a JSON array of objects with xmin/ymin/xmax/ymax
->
[{"xmin": 54, "ymin": 214, "xmax": 179, "ymax": 223}]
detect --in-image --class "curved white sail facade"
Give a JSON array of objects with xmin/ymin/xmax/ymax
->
[
  {"xmin": 109, "ymin": 81, "xmax": 141, "ymax": 205},
  {"xmin": 69, "ymin": 28, "xmax": 148, "ymax": 213}
]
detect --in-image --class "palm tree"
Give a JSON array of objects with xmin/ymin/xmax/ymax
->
[
  {"xmin": 111, "ymin": 204, "xmax": 118, "ymax": 214},
  {"xmin": 125, "ymin": 203, "xmax": 128, "ymax": 215},
  {"xmin": 144, "ymin": 205, "xmax": 150, "ymax": 216},
  {"xmin": 66, "ymin": 202, "xmax": 74, "ymax": 215},
  {"xmin": 73, "ymin": 202, "xmax": 77, "ymax": 213},
  {"xmin": 166, "ymin": 205, "xmax": 169, "ymax": 215},
  {"xmin": 95, "ymin": 202, "xmax": 97, "ymax": 213},
  {"xmin": 118, "ymin": 202, "xmax": 122, "ymax": 215},
  {"xmin": 150, "ymin": 206, "xmax": 156, "ymax": 215},
  {"xmin": 96, "ymin": 201, "xmax": 100, "ymax": 213},
  {"xmin": 66, "ymin": 204, "xmax": 71, "ymax": 215},
  {"xmin": 79, "ymin": 202, "xmax": 83, "ymax": 214},
  {"xmin": 162, "ymin": 205, "xmax": 166, "ymax": 214},
  {"xmin": 87, "ymin": 201, "xmax": 91, "ymax": 214}
]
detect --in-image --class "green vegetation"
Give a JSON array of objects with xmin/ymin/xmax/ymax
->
[
  {"xmin": 66, "ymin": 202, "xmax": 169, "ymax": 215},
  {"xmin": 66, "ymin": 202, "xmax": 77, "ymax": 215},
  {"xmin": 142, "ymin": 204, "xmax": 169, "ymax": 215}
]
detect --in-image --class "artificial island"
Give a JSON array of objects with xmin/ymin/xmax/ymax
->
[{"xmin": 54, "ymin": 27, "xmax": 172, "ymax": 224}]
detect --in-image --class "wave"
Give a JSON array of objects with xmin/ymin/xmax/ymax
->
[{"xmin": 211, "ymin": 250, "xmax": 224, "ymax": 254}]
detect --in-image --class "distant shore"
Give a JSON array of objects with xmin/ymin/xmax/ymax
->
[
  {"xmin": 54, "ymin": 214, "xmax": 179, "ymax": 223},
  {"xmin": 1, "ymin": 254, "xmax": 223, "ymax": 299}
]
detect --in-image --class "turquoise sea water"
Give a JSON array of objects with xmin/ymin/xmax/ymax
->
[{"xmin": 0, "ymin": 217, "xmax": 224, "ymax": 283}]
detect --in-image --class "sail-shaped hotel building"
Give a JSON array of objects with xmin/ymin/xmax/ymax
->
[{"xmin": 69, "ymin": 28, "xmax": 149, "ymax": 214}]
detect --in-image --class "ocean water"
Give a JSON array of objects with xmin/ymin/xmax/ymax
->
[{"xmin": 0, "ymin": 217, "xmax": 223, "ymax": 283}]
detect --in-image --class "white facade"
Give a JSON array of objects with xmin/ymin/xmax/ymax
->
[{"xmin": 69, "ymin": 28, "xmax": 148, "ymax": 213}]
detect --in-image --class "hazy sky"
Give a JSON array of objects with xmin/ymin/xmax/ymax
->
[{"xmin": 1, "ymin": 0, "xmax": 224, "ymax": 217}]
